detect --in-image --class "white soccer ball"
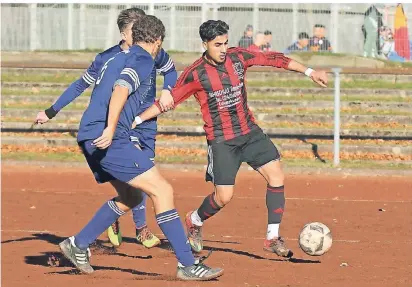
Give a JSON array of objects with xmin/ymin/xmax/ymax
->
[{"xmin": 299, "ymin": 222, "xmax": 332, "ymax": 256}]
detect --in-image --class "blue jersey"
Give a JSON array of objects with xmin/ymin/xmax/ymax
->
[
  {"xmin": 77, "ymin": 45, "xmax": 156, "ymax": 142},
  {"xmin": 129, "ymin": 49, "xmax": 174, "ymax": 143},
  {"xmin": 52, "ymin": 42, "xmax": 176, "ymax": 113}
]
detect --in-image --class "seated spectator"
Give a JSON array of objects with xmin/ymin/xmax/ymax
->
[
  {"xmin": 238, "ymin": 25, "xmax": 254, "ymax": 49},
  {"xmin": 309, "ymin": 24, "xmax": 332, "ymax": 52},
  {"xmin": 248, "ymin": 32, "xmax": 266, "ymax": 52},
  {"xmin": 284, "ymin": 32, "xmax": 310, "ymax": 54},
  {"xmin": 261, "ymin": 30, "xmax": 272, "ymax": 52},
  {"xmin": 380, "ymin": 26, "xmax": 405, "ymax": 62}
]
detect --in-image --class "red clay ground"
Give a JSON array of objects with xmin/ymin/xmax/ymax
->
[{"xmin": 2, "ymin": 164, "xmax": 412, "ymax": 287}]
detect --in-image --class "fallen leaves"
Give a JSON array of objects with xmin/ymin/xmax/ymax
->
[{"xmin": 2, "ymin": 144, "xmax": 411, "ymax": 161}]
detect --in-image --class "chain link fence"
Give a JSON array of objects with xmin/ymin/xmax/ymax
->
[{"xmin": 2, "ymin": 3, "xmax": 411, "ymax": 59}]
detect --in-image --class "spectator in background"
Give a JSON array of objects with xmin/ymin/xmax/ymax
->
[
  {"xmin": 247, "ymin": 32, "xmax": 266, "ymax": 52},
  {"xmin": 238, "ymin": 24, "xmax": 254, "ymax": 49},
  {"xmin": 309, "ymin": 24, "xmax": 332, "ymax": 52},
  {"xmin": 261, "ymin": 30, "xmax": 272, "ymax": 52},
  {"xmin": 362, "ymin": 5, "xmax": 383, "ymax": 58},
  {"xmin": 380, "ymin": 26, "xmax": 405, "ymax": 62},
  {"xmin": 284, "ymin": 32, "xmax": 310, "ymax": 54}
]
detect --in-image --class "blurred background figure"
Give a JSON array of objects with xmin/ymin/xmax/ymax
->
[
  {"xmin": 261, "ymin": 30, "xmax": 272, "ymax": 52},
  {"xmin": 309, "ymin": 24, "xmax": 332, "ymax": 52},
  {"xmin": 362, "ymin": 4, "xmax": 383, "ymax": 58},
  {"xmin": 380, "ymin": 26, "xmax": 405, "ymax": 62},
  {"xmin": 238, "ymin": 24, "xmax": 254, "ymax": 49},
  {"xmin": 247, "ymin": 32, "xmax": 266, "ymax": 52},
  {"xmin": 284, "ymin": 32, "xmax": 309, "ymax": 54}
]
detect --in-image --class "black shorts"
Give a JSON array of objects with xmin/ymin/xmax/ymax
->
[{"xmin": 205, "ymin": 128, "xmax": 281, "ymax": 185}]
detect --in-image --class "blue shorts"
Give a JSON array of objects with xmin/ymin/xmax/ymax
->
[
  {"xmin": 129, "ymin": 119, "xmax": 157, "ymax": 161},
  {"xmin": 79, "ymin": 138, "xmax": 154, "ymax": 184},
  {"xmin": 129, "ymin": 134, "xmax": 155, "ymax": 162}
]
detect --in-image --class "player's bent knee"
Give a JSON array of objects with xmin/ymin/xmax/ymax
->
[
  {"xmin": 151, "ymin": 180, "xmax": 174, "ymax": 201},
  {"xmin": 215, "ymin": 186, "xmax": 234, "ymax": 206},
  {"xmin": 259, "ymin": 160, "xmax": 285, "ymax": 186},
  {"xmin": 125, "ymin": 166, "xmax": 176, "ymax": 214}
]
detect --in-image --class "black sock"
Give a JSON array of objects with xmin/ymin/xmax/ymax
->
[
  {"xmin": 266, "ymin": 185, "xmax": 285, "ymax": 224},
  {"xmin": 197, "ymin": 193, "xmax": 222, "ymax": 221}
]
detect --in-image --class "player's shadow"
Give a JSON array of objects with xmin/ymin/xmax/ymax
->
[
  {"xmin": 2, "ymin": 233, "xmax": 153, "ymax": 259},
  {"xmin": 3, "ymin": 233, "xmax": 174, "ymax": 258},
  {"xmin": 25, "ymin": 251, "xmax": 160, "ymax": 277},
  {"xmin": 204, "ymin": 239, "xmax": 240, "ymax": 245},
  {"xmin": 121, "ymin": 236, "xmax": 239, "ymax": 252},
  {"xmin": 202, "ymin": 246, "xmax": 320, "ymax": 264},
  {"xmin": 121, "ymin": 236, "xmax": 174, "ymax": 252},
  {"xmin": 0, "ymin": 233, "xmax": 60, "ymax": 245}
]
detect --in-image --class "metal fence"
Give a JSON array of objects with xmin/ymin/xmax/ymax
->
[{"xmin": 2, "ymin": 3, "xmax": 411, "ymax": 58}]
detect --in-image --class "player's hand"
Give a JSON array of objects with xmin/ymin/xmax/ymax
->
[
  {"xmin": 34, "ymin": 111, "xmax": 50, "ymax": 124},
  {"xmin": 158, "ymin": 89, "xmax": 174, "ymax": 112},
  {"xmin": 93, "ymin": 127, "xmax": 115, "ymax": 149},
  {"xmin": 310, "ymin": 70, "xmax": 328, "ymax": 88}
]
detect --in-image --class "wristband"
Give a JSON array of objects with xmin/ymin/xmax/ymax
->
[
  {"xmin": 45, "ymin": 106, "xmax": 58, "ymax": 119},
  {"xmin": 134, "ymin": 116, "xmax": 143, "ymax": 125},
  {"xmin": 304, "ymin": 68, "xmax": 314, "ymax": 77}
]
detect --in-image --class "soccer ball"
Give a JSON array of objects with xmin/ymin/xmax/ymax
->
[{"xmin": 298, "ymin": 222, "xmax": 332, "ymax": 256}]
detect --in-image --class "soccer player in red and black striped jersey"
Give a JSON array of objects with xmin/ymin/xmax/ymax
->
[{"xmin": 135, "ymin": 20, "xmax": 328, "ymax": 257}]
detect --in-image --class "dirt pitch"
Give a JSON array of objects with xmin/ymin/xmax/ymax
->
[{"xmin": 2, "ymin": 164, "xmax": 411, "ymax": 287}]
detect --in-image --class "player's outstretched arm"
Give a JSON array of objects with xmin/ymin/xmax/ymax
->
[
  {"xmin": 34, "ymin": 55, "xmax": 102, "ymax": 125},
  {"xmin": 134, "ymin": 65, "xmax": 202, "ymax": 127},
  {"xmin": 133, "ymin": 103, "xmax": 163, "ymax": 128},
  {"xmin": 34, "ymin": 78, "xmax": 91, "ymax": 124},
  {"xmin": 93, "ymin": 85, "xmax": 129, "ymax": 149},
  {"xmin": 238, "ymin": 48, "xmax": 328, "ymax": 88},
  {"xmin": 286, "ymin": 60, "xmax": 328, "ymax": 88},
  {"xmin": 158, "ymin": 89, "xmax": 175, "ymax": 112}
]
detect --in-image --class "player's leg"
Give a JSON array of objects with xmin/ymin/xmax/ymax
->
[
  {"xmin": 95, "ymin": 139, "xmax": 223, "ymax": 280},
  {"xmin": 243, "ymin": 129, "xmax": 293, "ymax": 258},
  {"xmin": 132, "ymin": 142, "xmax": 161, "ymax": 248},
  {"xmin": 59, "ymin": 140, "xmax": 143, "ymax": 273},
  {"xmin": 75, "ymin": 180, "xmax": 143, "ymax": 248},
  {"xmin": 132, "ymin": 192, "xmax": 162, "ymax": 248},
  {"xmin": 186, "ymin": 139, "xmax": 243, "ymax": 252},
  {"xmin": 59, "ymin": 179, "xmax": 143, "ymax": 274},
  {"xmin": 108, "ymin": 188, "xmax": 160, "ymax": 248},
  {"xmin": 107, "ymin": 138, "xmax": 160, "ymax": 248},
  {"xmin": 127, "ymin": 165, "xmax": 224, "ymax": 280}
]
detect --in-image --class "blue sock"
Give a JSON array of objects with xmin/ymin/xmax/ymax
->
[
  {"xmin": 132, "ymin": 192, "xmax": 147, "ymax": 229},
  {"xmin": 156, "ymin": 209, "xmax": 195, "ymax": 266},
  {"xmin": 74, "ymin": 198, "xmax": 125, "ymax": 250}
]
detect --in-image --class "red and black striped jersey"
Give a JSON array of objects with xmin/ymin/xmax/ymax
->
[{"xmin": 157, "ymin": 47, "xmax": 291, "ymax": 142}]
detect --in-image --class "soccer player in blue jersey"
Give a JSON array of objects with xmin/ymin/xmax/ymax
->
[
  {"xmin": 35, "ymin": 8, "xmax": 175, "ymax": 249},
  {"xmin": 57, "ymin": 15, "xmax": 223, "ymax": 281}
]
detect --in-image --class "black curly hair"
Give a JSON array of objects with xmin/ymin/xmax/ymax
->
[{"xmin": 199, "ymin": 20, "xmax": 229, "ymax": 42}]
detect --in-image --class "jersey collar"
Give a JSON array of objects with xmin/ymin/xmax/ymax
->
[{"xmin": 129, "ymin": 44, "xmax": 151, "ymax": 57}]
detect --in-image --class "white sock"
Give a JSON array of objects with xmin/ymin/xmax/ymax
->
[
  {"xmin": 69, "ymin": 236, "xmax": 77, "ymax": 247},
  {"xmin": 191, "ymin": 210, "xmax": 203, "ymax": 226},
  {"xmin": 266, "ymin": 224, "xmax": 280, "ymax": 240}
]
